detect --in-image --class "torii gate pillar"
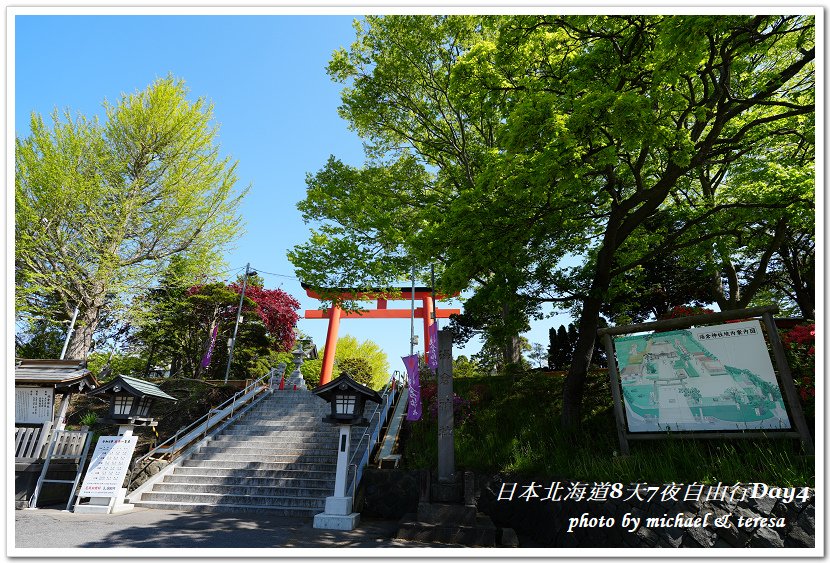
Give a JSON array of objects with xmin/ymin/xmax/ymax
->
[
  {"xmin": 301, "ymin": 284, "xmax": 459, "ymax": 386},
  {"xmin": 319, "ymin": 305, "xmax": 342, "ymax": 390}
]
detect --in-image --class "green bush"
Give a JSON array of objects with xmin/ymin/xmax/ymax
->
[
  {"xmin": 300, "ymin": 358, "xmax": 323, "ymax": 388},
  {"xmin": 400, "ymin": 371, "xmax": 813, "ymax": 486}
]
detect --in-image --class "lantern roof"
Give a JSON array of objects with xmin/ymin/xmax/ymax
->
[
  {"xmin": 87, "ymin": 374, "xmax": 177, "ymax": 402},
  {"xmin": 312, "ymin": 373, "xmax": 382, "ymax": 404}
]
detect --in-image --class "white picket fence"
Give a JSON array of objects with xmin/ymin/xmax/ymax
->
[
  {"xmin": 15, "ymin": 423, "xmax": 89, "ymax": 461},
  {"xmin": 15, "ymin": 423, "xmax": 52, "ymax": 461}
]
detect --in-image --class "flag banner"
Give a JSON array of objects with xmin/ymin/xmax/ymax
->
[
  {"xmin": 427, "ymin": 322, "xmax": 439, "ymax": 371},
  {"xmin": 200, "ymin": 323, "xmax": 219, "ymax": 369},
  {"xmin": 403, "ymin": 354, "xmax": 422, "ymax": 421}
]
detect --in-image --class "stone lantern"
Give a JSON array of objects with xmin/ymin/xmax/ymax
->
[{"xmin": 312, "ymin": 373, "xmax": 381, "ymax": 530}]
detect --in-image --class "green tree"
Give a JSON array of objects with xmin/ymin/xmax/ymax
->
[
  {"xmin": 16, "ymin": 76, "xmax": 246, "ymax": 359},
  {"xmin": 528, "ymin": 342, "xmax": 547, "ymax": 369},
  {"xmin": 330, "ymin": 335, "xmax": 390, "ymax": 390},
  {"xmin": 289, "ymin": 15, "xmax": 814, "ymax": 430}
]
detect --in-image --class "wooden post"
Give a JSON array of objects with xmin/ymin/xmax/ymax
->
[
  {"xmin": 760, "ymin": 312, "xmax": 814, "ymax": 454},
  {"xmin": 602, "ymin": 333, "xmax": 630, "ymax": 455},
  {"xmin": 54, "ymin": 393, "xmax": 72, "ymax": 431}
]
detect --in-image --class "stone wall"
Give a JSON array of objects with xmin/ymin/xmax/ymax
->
[
  {"xmin": 355, "ymin": 468, "xmax": 420, "ymax": 519},
  {"xmin": 126, "ymin": 459, "xmax": 169, "ymax": 491},
  {"xmin": 355, "ymin": 469, "xmax": 815, "ymax": 548}
]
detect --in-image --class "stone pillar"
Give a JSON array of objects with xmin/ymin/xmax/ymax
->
[
  {"xmin": 437, "ymin": 330, "xmax": 455, "ymax": 483},
  {"xmin": 289, "ymin": 343, "xmax": 308, "ymax": 390}
]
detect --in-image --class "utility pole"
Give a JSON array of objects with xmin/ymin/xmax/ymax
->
[{"xmin": 225, "ymin": 263, "xmax": 252, "ymax": 384}]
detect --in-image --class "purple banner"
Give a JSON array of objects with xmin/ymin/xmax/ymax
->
[
  {"xmin": 427, "ymin": 322, "xmax": 439, "ymax": 371},
  {"xmin": 402, "ymin": 354, "xmax": 421, "ymax": 421},
  {"xmin": 200, "ymin": 324, "xmax": 219, "ymax": 369}
]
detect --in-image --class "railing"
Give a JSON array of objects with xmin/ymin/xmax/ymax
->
[
  {"xmin": 126, "ymin": 365, "xmax": 283, "ymax": 490},
  {"xmin": 345, "ymin": 375, "xmax": 400, "ymax": 496}
]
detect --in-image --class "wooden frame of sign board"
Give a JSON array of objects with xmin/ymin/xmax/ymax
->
[{"xmin": 598, "ymin": 305, "xmax": 813, "ymax": 456}]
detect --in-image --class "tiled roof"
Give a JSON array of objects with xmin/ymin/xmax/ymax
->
[{"xmin": 15, "ymin": 359, "xmax": 98, "ymax": 391}]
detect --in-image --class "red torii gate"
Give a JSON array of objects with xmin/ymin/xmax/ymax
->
[{"xmin": 301, "ymin": 283, "xmax": 461, "ymax": 386}]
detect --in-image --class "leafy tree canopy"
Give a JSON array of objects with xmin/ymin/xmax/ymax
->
[
  {"xmin": 288, "ymin": 15, "xmax": 814, "ymax": 427},
  {"xmin": 16, "ymin": 76, "xmax": 247, "ymax": 359}
]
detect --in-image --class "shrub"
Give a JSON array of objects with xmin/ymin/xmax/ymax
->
[
  {"xmin": 781, "ymin": 324, "xmax": 815, "ymax": 421},
  {"xmin": 659, "ymin": 305, "xmax": 716, "ymax": 320},
  {"xmin": 300, "ymin": 358, "xmax": 323, "ymax": 388}
]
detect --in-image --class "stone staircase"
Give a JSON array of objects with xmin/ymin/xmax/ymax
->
[{"xmin": 131, "ymin": 387, "xmax": 358, "ymax": 516}]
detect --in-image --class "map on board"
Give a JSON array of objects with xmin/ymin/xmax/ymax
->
[{"xmin": 614, "ymin": 320, "xmax": 792, "ymax": 432}]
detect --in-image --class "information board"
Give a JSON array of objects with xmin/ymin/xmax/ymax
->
[
  {"xmin": 15, "ymin": 387, "xmax": 54, "ymax": 424},
  {"xmin": 78, "ymin": 435, "xmax": 138, "ymax": 498},
  {"xmin": 614, "ymin": 320, "xmax": 792, "ymax": 432}
]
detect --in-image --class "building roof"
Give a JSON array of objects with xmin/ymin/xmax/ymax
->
[
  {"xmin": 14, "ymin": 359, "xmax": 99, "ymax": 392},
  {"xmin": 88, "ymin": 374, "xmax": 177, "ymax": 402}
]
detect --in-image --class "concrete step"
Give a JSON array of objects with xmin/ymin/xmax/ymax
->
[
  {"xmin": 131, "ymin": 499, "xmax": 321, "ymax": 516},
  {"xmin": 189, "ymin": 452, "xmax": 337, "ymax": 464},
  {"xmin": 205, "ymin": 438, "xmax": 340, "ymax": 449},
  {"xmin": 218, "ymin": 427, "xmax": 339, "ymax": 436},
  {"xmin": 179, "ymin": 459, "xmax": 337, "ymax": 472},
  {"xmin": 138, "ymin": 491, "xmax": 326, "ymax": 509},
  {"xmin": 222, "ymin": 420, "xmax": 330, "ymax": 429},
  {"xmin": 197, "ymin": 446, "xmax": 338, "ymax": 456},
  {"xmin": 170, "ymin": 466, "xmax": 336, "ymax": 480},
  {"xmin": 152, "ymin": 482, "xmax": 333, "ymax": 497},
  {"xmin": 163, "ymin": 474, "xmax": 334, "ymax": 489}
]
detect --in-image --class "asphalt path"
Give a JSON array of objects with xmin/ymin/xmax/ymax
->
[{"xmin": 13, "ymin": 506, "xmax": 451, "ymax": 552}]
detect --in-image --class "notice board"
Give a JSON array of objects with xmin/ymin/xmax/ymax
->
[
  {"xmin": 78, "ymin": 435, "xmax": 138, "ymax": 497},
  {"xmin": 614, "ymin": 320, "xmax": 792, "ymax": 433},
  {"xmin": 15, "ymin": 387, "xmax": 54, "ymax": 424}
]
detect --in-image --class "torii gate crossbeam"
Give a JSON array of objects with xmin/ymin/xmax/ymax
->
[{"xmin": 301, "ymin": 283, "xmax": 460, "ymax": 386}]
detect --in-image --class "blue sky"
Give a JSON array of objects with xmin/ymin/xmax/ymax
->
[{"xmin": 14, "ymin": 13, "xmax": 572, "ymax": 368}]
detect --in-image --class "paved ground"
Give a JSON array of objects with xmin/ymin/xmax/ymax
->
[{"xmin": 13, "ymin": 506, "xmax": 457, "ymax": 551}]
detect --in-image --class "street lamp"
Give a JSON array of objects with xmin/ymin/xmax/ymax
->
[{"xmin": 312, "ymin": 373, "xmax": 381, "ymax": 530}]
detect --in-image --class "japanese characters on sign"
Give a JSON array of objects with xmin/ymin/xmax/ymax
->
[
  {"xmin": 15, "ymin": 387, "xmax": 54, "ymax": 424},
  {"xmin": 613, "ymin": 320, "xmax": 791, "ymax": 432},
  {"xmin": 78, "ymin": 435, "xmax": 138, "ymax": 498}
]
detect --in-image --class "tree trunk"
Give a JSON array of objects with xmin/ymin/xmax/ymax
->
[
  {"xmin": 562, "ymin": 216, "xmax": 620, "ymax": 430},
  {"xmin": 63, "ymin": 286, "xmax": 106, "ymax": 360},
  {"xmin": 64, "ymin": 311, "xmax": 96, "ymax": 359}
]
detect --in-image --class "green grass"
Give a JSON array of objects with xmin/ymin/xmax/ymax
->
[{"xmin": 399, "ymin": 371, "xmax": 814, "ymax": 487}]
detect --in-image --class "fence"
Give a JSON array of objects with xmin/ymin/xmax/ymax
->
[{"xmin": 15, "ymin": 423, "xmax": 52, "ymax": 461}]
